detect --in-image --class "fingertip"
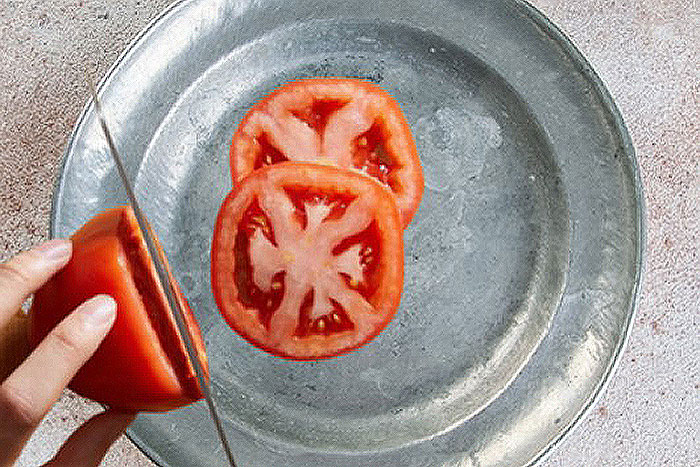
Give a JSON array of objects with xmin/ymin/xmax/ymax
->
[
  {"xmin": 78, "ymin": 295, "xmax": 117, "ymax": 330},
  {"xmin": 33, "ymin": 238, "xmax": 72, "ymax": 264},
  {"xmin": 88, "ymin": 294, "xmax": 117, "ymax": 309}
]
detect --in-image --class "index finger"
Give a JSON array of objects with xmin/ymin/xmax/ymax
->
[
  {"xmin": 0, "ymin": 239, "xmax": 72, "ymax": 329},
  {"xmin": 0, "ymin": 296, "xmax": 116, "ymax": 463}
]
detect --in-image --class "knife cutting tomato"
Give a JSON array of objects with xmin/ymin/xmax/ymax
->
[
  {"xmin": 212, "ymin": 163, "xmax": 404, "ymax": 359},
  {"xmin": 29, "ymin": 207, "xmax": 208, "ymax": 412},
  {"xmin": 229, "ymin": 78, "xmax": 424, "ymax": 227}
]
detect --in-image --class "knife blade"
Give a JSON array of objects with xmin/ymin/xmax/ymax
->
[{"xmin": 87, "ymin": 77, "xmax": 237, "ymax": 467}]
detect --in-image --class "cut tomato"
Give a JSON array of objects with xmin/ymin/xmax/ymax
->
[
  {"xmin": 212, "ymin": 163, "xmax": 404, "ymax": 359},
  {"xmin": 229, "ymin": 78, "xmax": 424, "ymax": 227},
  {"xmin": 30, "ymin": 207, "xmax": 208, "ymax": 412}
]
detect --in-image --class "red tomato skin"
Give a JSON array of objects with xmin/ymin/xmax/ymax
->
[
  {"xmin": 212, "ymin": 162, "xmax": 404, "ymax": 361},
  {"xmin": 229, "ymin": 78, "xmax": 424, "ymax": 228},
  {"xmin": 29, "ymin": 207, "xmax": 208, "ymax": 412}
]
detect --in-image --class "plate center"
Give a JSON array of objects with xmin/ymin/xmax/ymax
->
[{"xmin": 135, "ymin": 21, "xmax": 569, "ymax": 450}]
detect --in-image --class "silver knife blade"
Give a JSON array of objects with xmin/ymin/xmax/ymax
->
[{"xmin": 87, "ymin": 77, "xmax": 237, "ymax": 467}]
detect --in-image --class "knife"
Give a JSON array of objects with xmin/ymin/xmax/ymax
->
[{"xmin": 87, "ymin": 77, "xmax": 237, "ymax": 467}]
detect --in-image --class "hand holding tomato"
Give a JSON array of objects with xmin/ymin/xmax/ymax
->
[
  {"xmin": 0, "ymin": 239, "xmax": 133, "ymax": 466},
  {"xmin": 30, "ymin": 207, "xmax": 209, "ymax": 412}
]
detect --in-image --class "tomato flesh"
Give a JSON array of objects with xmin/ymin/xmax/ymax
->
[
  {"xmin": 253, "ymin": 134, "xmax": 288, "ymax": 170},
  {"xmin": 291, "ymin": 99, "xmax": 349, "ymax": 132},
  {"xmin": 229, "ymin": 78, "xmax": 423, "ymax": 227},
  {"xmin": 118, "ymin": 219, "xmax": 192, "ymax": 389},
  {"xmin": 283, "ymin": 187, "xmax": 356, "ymax": 228},
  {"xmin": 234, "ymin": 200, "xmax": 285, "ymax": 329},
  {"xmin": 212, "ymin": 163, "xmax": 404, "ymax": 359},
  {"xmin": 295, "ymin": 290, "xmax": 354, "ymax": 338},
  {"xmin": 331, "ymin": 220, "xmax": 382, "ymax": 301},
  {"xmin": 352, "ymin": 122, "xmax": 393, "ymax": 186}
]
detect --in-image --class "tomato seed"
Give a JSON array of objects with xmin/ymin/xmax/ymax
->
[
  {"xmin": 361, "ymin": 246, "xmax": 375, "ymax": 266},
  {"xmin": 316, "ymin": 319, "xmax": 326, "ymax": 331},
  {"xmin": 331, "ymin": 313, "xmax": 342, "ymax": 324}
]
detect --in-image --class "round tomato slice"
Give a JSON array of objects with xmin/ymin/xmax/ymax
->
[
  {"xmin": 229, "ymin": 78, "xmax": 424, "ymax": 227},
  {"xmin": 212, "ymin": 162, "xmax": 404, "ymax": 359}
]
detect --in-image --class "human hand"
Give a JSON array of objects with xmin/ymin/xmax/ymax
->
[{"xmin": 0, "ymin": 239, "xmax": 135, "ymax": 466}]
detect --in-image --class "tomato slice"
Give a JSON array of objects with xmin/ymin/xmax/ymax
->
[
  {"xmin": 212, "ymin": 163, "xmax": 404, "ymax": 359},
  {"xmin": 30, "ymin": 207, "xmax": 208, "ymax": 412},
  {"xmin": 229, "ymin": 78, "xmax": 424, "ymax": 227}
]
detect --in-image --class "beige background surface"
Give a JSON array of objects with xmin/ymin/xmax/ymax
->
[{"xmin": 1, "ymin": 0, "xmax": 697, "ymax": 465}]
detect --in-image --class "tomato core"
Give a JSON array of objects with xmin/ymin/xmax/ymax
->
[
  {"xmin": 233, "ymin": 188, "xmax": 383, "ymax": 338},
  {"xmin": 292, "ymin": 99, "xmax": 349, "ymax": 132}
]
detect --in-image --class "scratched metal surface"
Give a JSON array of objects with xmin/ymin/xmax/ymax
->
[{"xmin": 51, "ymin": 0, "xmax": 643, "ymax": 465}]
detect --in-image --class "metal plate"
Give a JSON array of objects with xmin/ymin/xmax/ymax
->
[{"xmin": 52, "ymin": 0, "xmax": 644, "ymax": 465}]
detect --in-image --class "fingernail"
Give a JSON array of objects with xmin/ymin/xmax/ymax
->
[
  {"xmin": 80, "ymin": 295, "xmax": 117, "ymax": 329},
  {"xmin": 35, "ymin": 238, "xmax": 72, "ymax": 262}
]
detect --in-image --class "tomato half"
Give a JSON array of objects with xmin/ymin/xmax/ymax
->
[
  {"xmin": 30, "ymin": 207, "xmax": 208, "ymax": 412},
  {"xmin": 212, "ymin": 163, "xmax": 404, "ymax": 359},
  {"xmin": 229, "ymin": 78, "xmax": 424, "ymax": 227}
]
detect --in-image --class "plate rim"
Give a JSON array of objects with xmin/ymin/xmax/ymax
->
[
  {"xmin": 512, "ymin": 3, "xmax": 645, "ymax": 464},
  {"xmin": 50, "ymin": 0, "xmax": 646, "ymax": 465}
]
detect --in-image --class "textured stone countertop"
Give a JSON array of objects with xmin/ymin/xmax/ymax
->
[{"xmin": 1, "ymin": 0, "xmax": 697, "ymax": 465}]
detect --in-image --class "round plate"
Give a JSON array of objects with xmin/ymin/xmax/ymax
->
[{"xmin": 52, "ymin": 0, "xmax": 644, "ymax": 465}]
